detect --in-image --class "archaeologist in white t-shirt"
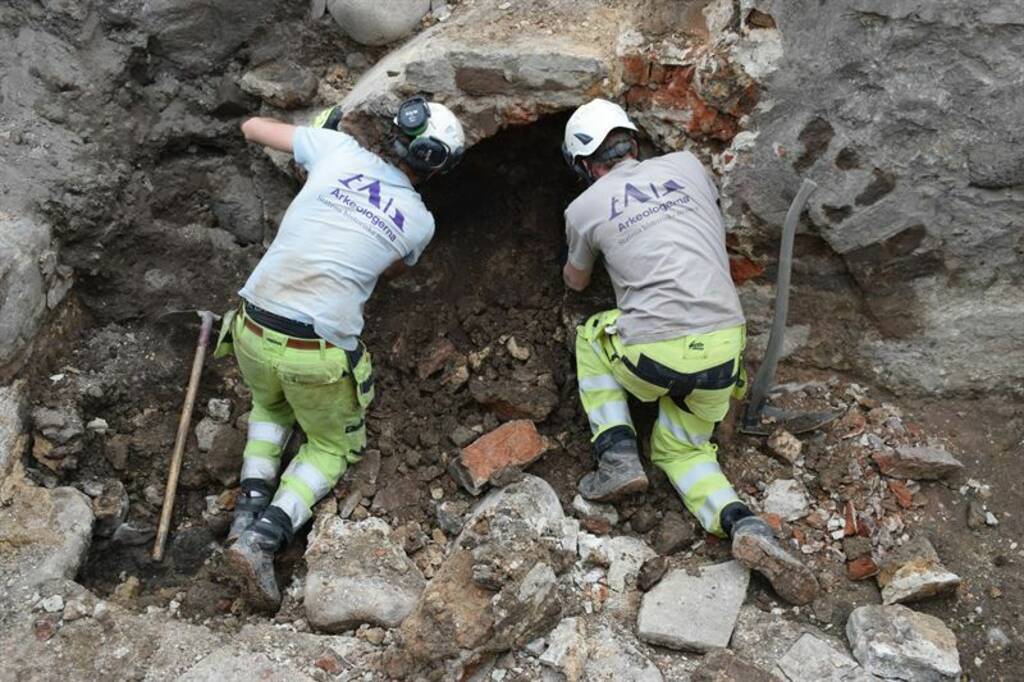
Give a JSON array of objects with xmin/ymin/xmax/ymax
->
[
  {"xmin": 559, "ymin": 98, "xmax": 819, "ymax": 605},
  {"xmin": 215, "ymin": 98, "xmax": 465, "ymax": 610}
]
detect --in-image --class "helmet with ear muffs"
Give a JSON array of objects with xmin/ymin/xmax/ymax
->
[{"xmin": 392, "ymin": 97, "xmax": 466, "ymax": 174}]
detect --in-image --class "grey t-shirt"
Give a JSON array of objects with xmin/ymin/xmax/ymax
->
[
  {"xmin": 240, "ymin": 127, "xmax": 435, "ymax": 349},
  {"xmin": 565, "ymin": 151, "xmax": 744, "ymax": 344}
]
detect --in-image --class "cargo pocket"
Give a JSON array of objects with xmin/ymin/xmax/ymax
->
[
  {"xmin": 212, "ymin": 309, "xmax": 236, "ymax": 359},
  {"xmin": 343, "ymin": 415, "xmax": 367, "ymax": 464},
  {"xmin": 347, "ymin": 343, "xmax": 375, "ymax": 409}
]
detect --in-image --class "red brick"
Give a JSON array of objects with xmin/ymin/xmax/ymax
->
[
  {"xmin": 847, "ymin": 556, "xmax": 879, "ymax": 581},
  {"xmin": 762, "ymin": 513, "xmax": 783, "ymax": 532},
  {"xmin": 450, "ymin": 420, "xmax": 549, "ymax": 495},
  {"xmin": 730, "ymin": 256, "xmax": 764, "ymax": 284},
  {"xmin": 844, "ymin": 501, "xmax": 858, "ymax": 536},
  {"xmin": 315, "ymin": 653, "xmax": 344, "ymax": 675},
  {"xmin": 888, "ymin": 480, "xmax": 914, "ymax": 509},
  {"xmin": 621, "ymin": 54, "xmax": 650, "ymax": 85}
]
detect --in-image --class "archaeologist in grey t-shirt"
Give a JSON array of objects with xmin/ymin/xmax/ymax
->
[{"xmin": 558, "ymin": 98, "xmax": 819, "ymax": 605}]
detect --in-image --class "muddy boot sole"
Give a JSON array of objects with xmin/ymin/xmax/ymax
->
[
  {"xmin": 225, "ymin": 545, "xmax": 280, "ymax": 613},
  {"xmin": 732, "ymin": 532, "xmax": 819, "ymax": 605},
  {"xmin": 580, "ymin": 474, "xmax": 649, "ymax": 503}
]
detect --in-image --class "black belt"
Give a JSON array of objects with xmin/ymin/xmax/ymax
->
[
  {"xmin": 244, "ymin": 302, "xmax": 319, "ymax": 339},
  {"xmin": 241, "ymin": 301, "xmax": 364, "ymax": 368}
]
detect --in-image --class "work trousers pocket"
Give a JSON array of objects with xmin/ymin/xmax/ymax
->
[{"xmin": 347, "ymin": 343, "xmax": 375, "ymax": 409}]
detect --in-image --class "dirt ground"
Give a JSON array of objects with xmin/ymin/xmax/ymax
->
[{"xmin": 22, "ymin": 116, "xmax": 1024, "ymax": 680}]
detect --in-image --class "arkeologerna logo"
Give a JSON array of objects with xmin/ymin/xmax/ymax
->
[
  {"xmin": 319, "ymin": 173, "xmax": 408, "ymax": 244},
  {"xmin": 609, "ymin": 177, "xmax": 693, "ymax": 231}
]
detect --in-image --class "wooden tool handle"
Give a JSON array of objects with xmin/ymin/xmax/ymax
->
[{"xmin": 152, "ymin": 311, "xmax": 216, "ymax": 562}]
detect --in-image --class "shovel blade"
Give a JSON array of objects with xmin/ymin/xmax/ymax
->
[{"xmin": 739, "ymin": 404, "xmax": 841, "ymax": 436}]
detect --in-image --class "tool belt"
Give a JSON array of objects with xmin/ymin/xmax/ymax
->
[{"xmin": 622, "ymin": 353, "xmax": 738, "ymax": 411}]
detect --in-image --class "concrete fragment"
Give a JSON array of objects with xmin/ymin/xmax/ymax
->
[
  {"xmin": 873, "ymin": 446, "xmax": 963, "ymax": 480},
  {"xmin": 239, "ymin": 62, "xmax": 318, "ymax": 109},
  {"xmin": 877, "ymin": 536, "xmax": 960, "ymax": 605},
  {"xmin": 539, "ymin": 616, "xmax": 587, "ymax": 680},
  {"xmin": 194, "ymin": 417, "xmax": 224, "ymax": 453},
  {"xmin": 450, "ymin": 420, "xmax": 549, "ymax": 495},
  {"xmin": 762, "ymin": 479, "xmax": 810, "ymax": 521},
  {"xmin": 583, "ymin": 623, "xmax": 664, "ymax": 682},
  {"xmin": 606, "ymin": 535, "xmax": 657, "ymax": 592},
  {"xmin": 571, "ymin": 494, "xmax": 619, "ymax": 526},
  {"xmin": 775, "ymin": 632, "xmax": 862, "ymax": 681},
  {"xmin": 207, "ymin": 398, "xmax": 232, "ymax": 423},
  {"xmin": 846, "ymin": 605, "xmax": 961, "ymax": 681},
  {"xmin": 767, "ymin": 429, "xmax": 802, "ymax": 463},
  {"xmin": 638, "ymin": 562, "xmax": 750, "ymax": 652},
  {"xmin": 40, "ymin": 595, "xmax": 64, "ymax": 613},
  {"xmin": 304, "ymin": 516, "xmax": 425, "ymax": 631},
  {"xmin": 327, "ymin": 0, "xmax": 430, "ymax": 46}
]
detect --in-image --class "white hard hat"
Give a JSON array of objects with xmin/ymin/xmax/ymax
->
[
  {"xmin": 562, "ymin": 98, "xmax": 638, "ymax": 166},
  {"xmin": 393, "ymin": 97, "xmax": 466, "ymax": 173}
]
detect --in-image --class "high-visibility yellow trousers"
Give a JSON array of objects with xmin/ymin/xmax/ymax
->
[
  {"xmin": 575, "ymin": 309, "xmax": 746, "ymax": 536},
  {"xmin": 219, "ymin": 309, "xmax": 373, "ymax": 531}
]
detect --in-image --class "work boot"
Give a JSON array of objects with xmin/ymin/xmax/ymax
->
[
  {"xmin": 225, "ymin": 507, "xmax": 292, "ymax": 612},
  {"xmin": 578, "ymin": 438, "xmax": 648, "ymax": 502},
  {"xmin": 731, "ymin": 515, "xmax": 819, "ymax": 605},
  {"xmin": 226, "ymin": 479, "xmax": 273, "ymax": 544}
]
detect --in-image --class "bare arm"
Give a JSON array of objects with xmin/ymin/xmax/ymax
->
[
  {"xmin": 240, "ymin": 117, "xmax": 297, "ymax": 153},
  {"xmin": 563, "ymin": 262, "xmax": 592, "ymax": 291}
]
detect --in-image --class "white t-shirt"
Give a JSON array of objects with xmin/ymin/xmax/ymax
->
[
  {"xmin": 565, "ymin": 151, "xmax": 745, "ymax": 344},
  {"xmin": 240, "ymin": 127, "xmax": 435, "ymax": 349}
]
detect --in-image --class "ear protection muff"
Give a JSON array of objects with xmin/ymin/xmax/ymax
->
[
  {"xmin": 392, "ymin": 96, "xmax": 463, "ymax": 173},
  {"xmin": 395, "ymin": 96, "xmax": 431, "ymax": 136},
  {"xmin": 562, "ymin": 136, "xmax": 637, "ymax": 184}
]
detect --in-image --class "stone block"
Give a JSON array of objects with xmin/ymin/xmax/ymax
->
[
  {"xmin": 327, "ymin": 0, "xmax": 430, "ymax": 46},
  {"xmin": 304, "ymin": 517, "xmax": 425, "ymax": 631},
  {"xmin": 873, "ymin": 446, "xmax": 963, "ymax": 480},
  {"xmin": 638, "ymin": 562, "xmax": 749, "ymax": 652},
  {"xmin": 762, "ymin": 479, "xmax": 809, "ymax": 521},
  {"xmin": 877, "ymin": 536, "xmax": 960, "ymax": 605},
  {"xmin": 846, "ymin": 605, "xmax": 961, "ymax": 681},
  {"xmin": 775, "ymin": 633, "xmax": 862, "ymax": 681}
]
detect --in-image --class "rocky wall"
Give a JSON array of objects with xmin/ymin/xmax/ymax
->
[
  {"xmin": 718, "ymin": 0, "xmax": 1024, "ymax": 395},
  {"xmin": 2, "ymin": 0, "xmax": 1021, "ymax": 396}
]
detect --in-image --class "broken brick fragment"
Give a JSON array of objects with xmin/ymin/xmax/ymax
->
[
  {"xmin": 847, "ymin": 556, "xmax": 879, "ymax": 581},
  {"xmin": 887, "ymin": 480, "xmax": 914, "ymax": 509},
  {"xmin": 762, "ymin": 513, "xmax": 783, "ymax": 532},
  {"xmin": 843, "ymin": 501, "xmax": 858, "ymax": 536},
  {"xmin": 729, "ymin": 256, "xmax": 764, "ymax": 285},
  {"xmin": 314, "ymin": 653, "xmax": 344, "ymax": 675},
  {"xmin": 448, "ymin": 420, "xmax": 550, "ymax": 495}
]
